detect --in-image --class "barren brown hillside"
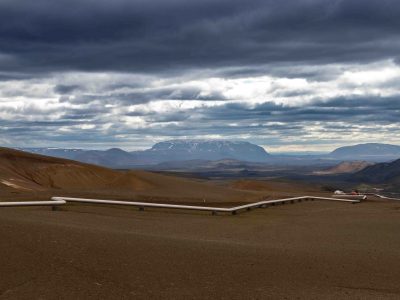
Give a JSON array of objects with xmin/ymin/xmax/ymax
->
[
  {"xmin": 0, "ymin": 147, "xmax": 261, "ymax": 203},
  {"xmin": 314, "ymin": 161, "xmax": 373, "ymax": 175}
]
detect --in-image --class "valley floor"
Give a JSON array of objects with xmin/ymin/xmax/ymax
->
[{"xmin": 1, "ymin": 199, "xmax": 400, "ymax": 299}]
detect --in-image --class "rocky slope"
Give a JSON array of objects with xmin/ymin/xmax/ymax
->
[
  {"xmin": 353, "ymin": 158, "xmax": 400, "ymax": 184},
  {"xmin": 314, "ymin": 161, "xmax": 373, "ymax": 175}
]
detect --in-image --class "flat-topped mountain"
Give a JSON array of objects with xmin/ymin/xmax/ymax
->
[
  {"xmin": 329, "ymin": 143, "xmax": 400, "ymax": 161},
  {"xmin": 139, "ymin": 140, "xmax": 270, "ymax": 163}
]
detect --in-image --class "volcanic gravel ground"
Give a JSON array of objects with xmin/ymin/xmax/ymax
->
[{"xmin": 1, "ymin": 199, "xmax": 400, "ymax": 299}]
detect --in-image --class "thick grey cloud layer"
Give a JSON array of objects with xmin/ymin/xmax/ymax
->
[
  {"xmin": 1, "ymin": 0, "xmax": 400, "ymax": 74},
  {"xmin": 1, "ymin": 0, "xmax": 400, "ymax": 151}
]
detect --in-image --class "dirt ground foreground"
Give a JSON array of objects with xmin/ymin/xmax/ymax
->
[{"xmin": 1, "ymin": 199, "xmax": 400, "ymax": 299}]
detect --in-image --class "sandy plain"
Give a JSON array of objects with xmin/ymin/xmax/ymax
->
[{"xmin": 1, "ymin": 197, "xmax": 400, "ymax": 299}]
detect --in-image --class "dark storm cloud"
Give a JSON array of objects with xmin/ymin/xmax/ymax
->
[
  {"xmin": 54, "ymin": 84, "xmax": 81, "ymax": 94},
  {"xmin": 194, "ymin": 97, "xmax": 400, "ymax": 125},
  {"xmin": 114, "ymin": 95, "xmax": 400, "ymax": 138},
  {"xmin": 0, "ymin": 72, "xmax": 35, "ymax": 81},
  {"xmin": 1, "ymin": 0, "xmax": 400, "ymax": 75},
  {"xmin": 60, "ymin": 86, "xmax": 227, "ymax": 106}
]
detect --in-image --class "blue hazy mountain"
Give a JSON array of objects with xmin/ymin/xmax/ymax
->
[
  {"xmin": 16, "ymin": 142, "xmax": 400, "ymax": 168},
  {"xmin": 328, "ymin": 143, "xmax": 400, "ymax": 161},
  {"xmin": 74, "ymin": 148, "xmax": 138, "ymax": 167},
  {"xmin": 18, "ymin": 140, "xmax": 270, "ymax": 167},
  {"xmin": 134, "ymin": 140, "xmax": 270, "ymax": 163},
  {"xmin": 15, "ymin": 147, "xmax": 85, "ymax": 160}
]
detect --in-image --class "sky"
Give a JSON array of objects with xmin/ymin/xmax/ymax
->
[{"xmin": 1, "ymin": 0, "xmax": 400, "ymax": 152}]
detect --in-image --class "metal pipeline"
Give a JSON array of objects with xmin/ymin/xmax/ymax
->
[{"xmin": 0, "ymin": 195, "xmax": 362, "ymax": 215}]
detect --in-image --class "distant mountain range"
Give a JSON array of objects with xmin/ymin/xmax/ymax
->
[
  {"xmin": 17, "ymin": 140, "xmax": 270, "ymax": 168},
  {"xmin": 16, "ymin": 141, "xmax": 400, "ymax": 169},
  {"xmin": 18, "ymin": 148, "xmax": 85, "ymax": 160}
]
